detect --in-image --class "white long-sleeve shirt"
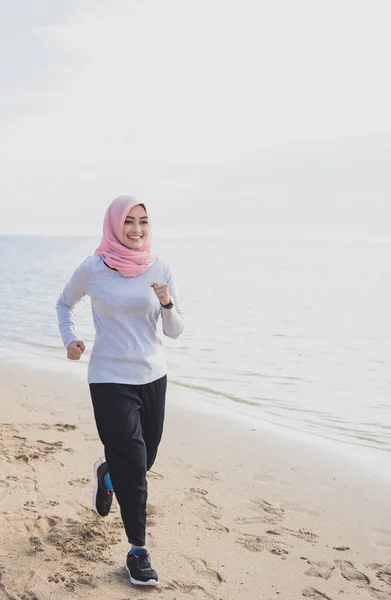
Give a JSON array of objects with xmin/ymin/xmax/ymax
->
[{"xmin": 56, "ymin": 255, "xmax": 184, "ymax": 384}]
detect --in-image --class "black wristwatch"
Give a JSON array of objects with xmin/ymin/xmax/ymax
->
[{"xmin": 160, "ymin": 299, "xmax": 174, "ymax": 309}]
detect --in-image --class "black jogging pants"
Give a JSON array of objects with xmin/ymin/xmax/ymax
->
[{"xmin": 89, "ymin": 375, "xmax": 167, "ymax": 546}]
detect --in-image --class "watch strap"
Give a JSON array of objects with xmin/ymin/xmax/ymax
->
[{"xmin": 160, "ymin": 299, "xmax": 174, "ymax": 309}]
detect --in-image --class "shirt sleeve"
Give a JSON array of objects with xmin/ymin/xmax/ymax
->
[
  {"xmin": 161, "ymin": 262, "xmax": 184, "ymax": 339},
  {"xmin": 56, "ymin": 260, "xmax": 88, "ymax": 348}
]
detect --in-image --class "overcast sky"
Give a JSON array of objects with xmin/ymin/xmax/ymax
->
[{"xmin": 0, "ymin": 0, "xmax": 390, "ymax": 239}]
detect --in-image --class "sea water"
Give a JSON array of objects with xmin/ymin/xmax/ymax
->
[{"xmin": 0, "ymin": 236, "xmax": 390, "ymax": 470}]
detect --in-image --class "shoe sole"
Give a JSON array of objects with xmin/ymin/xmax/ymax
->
[
  {"xmin": 92, "ymin": 458, "xmax": 106, "ymax": 516},
  {"xmin": 125, "ymin": 566, "xmax": 158, "ymax": 586}
]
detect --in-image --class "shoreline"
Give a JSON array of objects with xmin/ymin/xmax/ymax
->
[
  {"xmin": 0, "ymin": 362, "xmax": 390, "ymax": 599},
  {"xmin": 1, "ymin": 350, "xmax": 390, "ymax": 487}
]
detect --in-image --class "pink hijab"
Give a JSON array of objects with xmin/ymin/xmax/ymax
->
[{"xmin": 94, "ymin": 195, "xmax": 156, "ymax": 277}]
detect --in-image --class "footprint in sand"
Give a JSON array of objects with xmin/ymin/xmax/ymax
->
[
  {"xmin": 15, "ymin": 439, "xmax": 65, "ymax": 463},
  {"xmin": 285, "ymin": 527, "xmax": 318, "ymax": 544},
  {"xmin": 192, "ymin": 469, "xmax": 222, "ymax": 482},
  {"xmin": 261, "ymin": 527, "xmax": 318, "ymax": 546},
  {"xmin": 148, "ymin": 470, "xmax": 164, "ymax": 480},
  {"xmin": 68, "ymin": 478, "xmax": 90, "ymax": 487},
  {"xmin": 5, "ymin": 475, "xmax": 38, "ymax": 493},
  {"xmin": 306, "ymin": 558, "xmax": 386, "ymax": 596},
  {"xmin": 38, "ymin": 423, "xmax": 78, "ymax": 432},
  {"xmin": 162, "ymin": 580, "xmax": 217, "ymax": 599},
  {"xmin": 234, "ymin": 498, "xmax": 285, "ymax": 527},
  {"xmin": 146, "ymin": 503, "xmax": 164, "ymax": 527},
  {"xmin": 250, "ymin": 498, "xmax": 285, "ymax": 524},
  {"xmin": 35, "ymin": 515, "xmax": 62, "ymax": 536},
  {"xmin": 305, "ymin": 561, "xmax": 336, "ymax": 580},
  {"xmin": 366, "ymin": 589, "xmax": 391, "ymax": 600},
  {"xmin": 182, "ymin": 556, "xmax": 223, "ymax": 584},
  {"xmin": 22, "ymin": 501, "xmax": 37, "ymax": 515},
  {"xmin": 184, "ymin": 488, "xmax": 229, "ymax": 534},
  {"xmin": 236, "ymin": 533, "xmax": 289, "ymax": 559},
  {"xmin": 48, "ymin": 568, "xmax": 95, "ymax": 591},
  {"xmin": 334, "ymin": 560, "xmax": 391, "ymax": 600},
  {"xmin": 335, "ymin": 560, "xmax": 370, "ymax": 585},
  {"xmin": 34, "ymin": 512, "xmax": 123, "ymax": 563},
  {"xmin": 0, "ymin": 424, "xmax": 19, "ymax": 460},
  {"xmin": 302, "ymin": 587, "xmax": 333, "ymax": 599},
  {"xmin": 368, "ymin": 563, "xmax": 391, "ymax": 587},
  {"xmin": 28, "ymin": 536, "xmax": 45, "ymax": 555},
  {"xmin": 234, "ymin": 515, "xmax": 266, "ymax": 526}
]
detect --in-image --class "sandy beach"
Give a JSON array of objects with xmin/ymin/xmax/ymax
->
[{"xmin": 0, "ymin": 363, "xmax": 390, "ymax": 600}]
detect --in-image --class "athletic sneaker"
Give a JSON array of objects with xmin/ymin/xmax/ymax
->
[
  {"xmin": 126, "ymin": 549, "xmax": 159, "ymax": 586},
  {"xmin": 92, "ymin": 458, "xmax": 114, "ymax": 517}
]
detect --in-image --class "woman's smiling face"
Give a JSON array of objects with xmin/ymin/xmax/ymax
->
[{"xmin": 122, "ymin": 204, "xmax": 150, "ymax": 249}]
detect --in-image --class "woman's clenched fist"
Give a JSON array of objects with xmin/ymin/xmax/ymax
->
[
  {"xmin": 151, "ymin": 282, "xmax": 171, "ymax": 306},
  {"xmin": 67, "ymin": 340, "xmax": 85, "ymax": 360}
]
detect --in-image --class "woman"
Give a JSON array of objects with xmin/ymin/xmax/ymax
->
[{"xmin": 56, "ymin": 195, "xmax": 184, "ymax": 586}]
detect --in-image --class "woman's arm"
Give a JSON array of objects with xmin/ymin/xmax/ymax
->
[
  {"xmin": 56, "ymin": 260, "xmax": 88, "ymax": 349},
  {"xmin": 155, "ymin": 263, "xmax": 184, "ymax": 339}
]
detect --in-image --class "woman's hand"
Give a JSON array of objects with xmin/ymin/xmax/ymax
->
[
  {"xmin": 67, "ymin": 340, "xmax": 85, "ymax": 360},
  {"xmin": 151, "ymin": 282, "xmax": 171, "ymax": 306}
]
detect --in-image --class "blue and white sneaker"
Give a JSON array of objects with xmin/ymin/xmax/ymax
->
[{"xmin": 92, "ymin": 458, "xmax": 114, "ymax": 517}]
